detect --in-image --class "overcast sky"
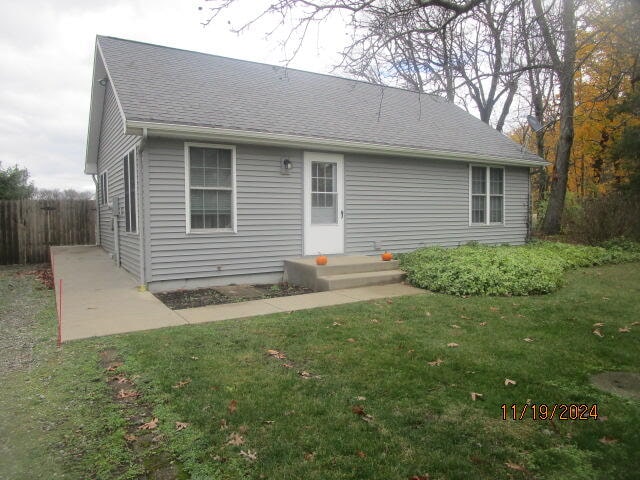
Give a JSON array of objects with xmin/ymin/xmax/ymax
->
[{"xmin": 0, "ymin": 0, "xmax": 346, "ymax": 193}]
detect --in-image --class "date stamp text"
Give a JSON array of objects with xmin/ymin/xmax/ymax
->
[{"xmin": 501, "ymin": 403, "xmax": 599, "ymax": 421}]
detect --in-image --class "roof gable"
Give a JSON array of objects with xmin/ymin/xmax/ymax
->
[{"xmin": 85, "ymin": 35, "xmax": 545, "ymax": 171}]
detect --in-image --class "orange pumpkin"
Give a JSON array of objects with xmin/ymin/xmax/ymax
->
[
  {"xmin": 316, "ymin": 255, "xmax": 328, "ymax": 265},
  {"xmin": 381, "ymin": 251, "xmax": 393, "ymax": 261}
]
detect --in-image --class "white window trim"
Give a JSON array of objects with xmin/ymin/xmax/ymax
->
[
  {"xmin": 99, "ymin": 171, "xmax": 109, "ymax": 206},
  {"xmin": 468, "ymin": 165, "xmax": 506, "ymax": 226},
  {"xmin": 124, "ymin": 149, "xmax": 139, "ymax": 235},
  {"xmin": 184, "ymin": 142, "xmax": 238, "ymax": 234}
]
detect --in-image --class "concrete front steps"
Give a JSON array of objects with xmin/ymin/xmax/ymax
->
[{"xmin": 284, "ymin": 255, "xmax": 406, "ymax": 291}]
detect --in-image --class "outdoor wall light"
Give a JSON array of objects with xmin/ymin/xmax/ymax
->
[
  {"xmin": 281, "ymin": 158, "xmax": 292, "ymax": 173},
  {"xmin": 98, "ymin": 77, "xmax": 109, "ymax": 87}
]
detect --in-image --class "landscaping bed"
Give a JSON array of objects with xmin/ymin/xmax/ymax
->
[
  {"xmin": 154, "ymin": 283, "xmax": 314, "ymax": 310},
  {"xmin": 400, "ymin": 239, "xmax": 640, "ymax": 296}
]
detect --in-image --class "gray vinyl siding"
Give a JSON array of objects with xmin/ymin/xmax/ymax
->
[
  {"xmin": 145, "ymin": 139, "xmax": 303, "ymax": 283},
  {"xmin": 344, "ymin": 154, "xmax": 529, "ymax": 254},
  {"xmin": 95, "ymin": 83, "xmax": 141, "ymax": 277},
  {"xmin": 143, "ymin": 142, "xmax": 529, "ymax": 287}
]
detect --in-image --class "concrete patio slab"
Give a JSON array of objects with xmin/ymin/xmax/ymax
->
[
  {"xmin": 52, "ymin": 246, "xmax": 186, "ymax": 341},
  {"xmin": 52, "ymin": 246, "xmax": 426, "ymax": 340}
]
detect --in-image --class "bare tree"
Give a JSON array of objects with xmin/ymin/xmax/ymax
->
[{"xmin": 201, "ymin": 0, "xmax": 587, "ymax": 233}]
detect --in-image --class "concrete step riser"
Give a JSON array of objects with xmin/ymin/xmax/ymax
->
[
  {"xmin": 316, "ymin": 272, "xmax": 406, "ymax": 291},
  {"xmin": 313, "ymin": 260, "xmax": 400, "ymax": 275}
]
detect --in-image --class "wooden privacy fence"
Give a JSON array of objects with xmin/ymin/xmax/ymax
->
[{"xmin": 0, "ymin": 199, "xmax": 96, "ymax": 265}]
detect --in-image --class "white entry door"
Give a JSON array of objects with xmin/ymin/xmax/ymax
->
[{"xmin": 303, "ymin": 152, "xmax": 344, "ymax": 255}]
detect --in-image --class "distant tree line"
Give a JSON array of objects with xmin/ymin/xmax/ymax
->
[{"xmin": 0, "ymin": 162, "xmax": 93, "ymax": 201}]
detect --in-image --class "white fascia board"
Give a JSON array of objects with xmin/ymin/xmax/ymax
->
[
  {"xmin": 126, "ymin": 120, "xmax": 548, "ymax": 167},
  {"xmin": 84, "ymin": 37, "xmax": 130, "ymax": 175},
  {"xmin": 84, "ymin": 42, "xmax": 105, "ymax": 175}
]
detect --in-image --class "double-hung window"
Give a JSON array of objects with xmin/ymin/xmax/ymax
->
[
  {"xmin": 470, "ymin": 165, "xmax": 504, "ymax": 225},
  {"xmin": 123, "ymin": 150, "xmax": 137, "ymax": 233},
  {"xmin": 99, "ymin": 172, "xmax": 108, "ymax": 205},
  {"xmin": 186, "ymin": 144, "xmax": 235, "ymax": 232}
]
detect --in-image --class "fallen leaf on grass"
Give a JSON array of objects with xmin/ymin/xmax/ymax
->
[
  {"xmin": 356, "ymin": 450, "xmax": 367, "ymax": 458},
  {"xmin": 173, "ymin": 379, "xmax": 192, "ymax": 389},
  {"xmin": 175, "ymin": 421, "xmax": 189, "ymax": 431},
  {"xmin": 124, "ymin": 434, "xmax": 137, "ymax": 442},
  {"xmin": 138, "ymin": 417, "xmax": 159, "ymax": 430},
  {"xmin": 602, "ymin": 297, "xmax": 610, "ymax": 301},
  {"xmin": 426, "ymin": 311, "xmax": 431, "ymax": 317},
  {"xmin": 346, "ymin": 338, "xmax": 356, "ymax": 343},
  {"xmin": 460, "ymin": 315, "xmax": 470, "ymax": 320},
  {"xmin": 599, "ymin": 436, "xmax": 618, "ymax": 444},
  {"xmin": 427, "ymin": 358, "xmax": 444, "ymax": 367},
  {"xmin": 356, "ymin": 396, "xmax": 367, "ymax": 401},
  {"xmin": 116, "ymin": 389, "xmax": 141, "ymax": 399},
  {"xmin": 447, "ymin": 343, "xmax": 459, "ymax": 348},
  {"xmin": 451, "ymin": 324, "xmax": 461, "ymax": 329},
  {"xmin": 523, "ymin": 337, "xmax": 534, "ymax": 342},
  {"xmin": 332, "ymin": 322, "xmax": 342, "ymax": 326},
  {"xmin": 505, "ymin": 462, "xmax": 527, "ymax": 472},
  {"xmin": 304, "ymin": 452, "xmax": 315, "ymax": 461},
  {"xmin": 504, "ymin": 379, "xmax": 517, "ymax": 386},
  {"xmin": 593, "ymin": 322, "xmax": 605, "ymax": 327},
  {"xmin": 266, "ymin": 349, "xmax": 287, "ymax": 359},
  {"xmin": 618, "ymin": 327, "xmax": 631, "ymax": 333},
  {"xmin": 351, "ymin": 405, "xmax": 374, "ymax": 422},
  {"xmin": 409, "ymin": 475, "xmax": 430, "ymax": 480},
  {"xmin": 239, "ymin": 449, "xmax": 257, "ymax": 461},
  {"xmin": 105, "ymin": 362, "xmax": 123, "ymax": 372},
  {"xmin": 228, "ymin": 400, "xmax": 238, "ymax": 414},
  {"xmin": 227, "ymin": 432, "xmax": 245, "ymax": 446},
  {"xmin": 478, "ymin": 322, "xmax": 487, "ymax": 327},
  {"xmin": 631, "ymin": 321, "xmax": 640, "ymax": 326},
  {"xmin": 298, "ymin": 370, "xmax": 316, "ymax": 379},
  {"xmin": 490, "ymin": 307, "xmax": 500, "ymax": 312},
  {"xmin": 113, "ymin": 375, "xmax": 130, "ymax": 384},
  {"xmin": 190, "ymin": 356, "xmax": 199, "ymax": 360},
  {"xmin": 593, "ymin": 329, "xmax": 605, "ymax": 338},
  {"xmin": 281, "ymin": 363, "xmax": 294, "ymax": 368},
  {"xmin": 470, "ymin": 392, "xmax": 483, "ymax": 401},
  {"xmin": 220, "ymin": 419, "xmax": 228, "ymax": 430},
  {"xmin": 370, "ymin": 319, "xmax": 379, "ymax": 323}
]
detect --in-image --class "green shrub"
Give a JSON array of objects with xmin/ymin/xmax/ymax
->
[{"xmin": 400, "ymin": 241, "xmax": 640, "ymax": 296}]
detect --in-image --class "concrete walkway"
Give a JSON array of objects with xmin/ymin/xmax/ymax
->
[
  {"xmin": 52, "ymin": 246, "xmax": 425, "ymax": 341},
  {"xmin": 51, "ymin": 246, "xmax": 185, "ymax": 341}
]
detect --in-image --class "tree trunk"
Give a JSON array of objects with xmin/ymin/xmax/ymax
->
[{"xmin": 539, "ymin": 0, "xmax": 576, "ymax": 234}]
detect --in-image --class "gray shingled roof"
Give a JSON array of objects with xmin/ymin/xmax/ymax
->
[{"xmin": 96, "ymin": 35, "xmax": 543, "ymax": 165}]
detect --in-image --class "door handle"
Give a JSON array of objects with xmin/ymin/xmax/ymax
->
[{"xmin": 341, "ymin": 210, "xmax": 344, "ymax": 219}]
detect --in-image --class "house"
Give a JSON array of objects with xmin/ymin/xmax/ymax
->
[{"xmin": 85, "ymin": 36, "xmax": 546, "ymax": 293}]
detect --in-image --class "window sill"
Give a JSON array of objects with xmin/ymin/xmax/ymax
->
[
  {"xmin": 187, "ymin": 229, "xmax": 236, "ymax": 235},
  {"xmin": 469, "ymin": 223, "xmax": 506, "ymax": 227}
]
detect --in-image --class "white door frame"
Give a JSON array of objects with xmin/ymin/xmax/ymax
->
[{"xmin": 303, "ymin": 152, "xmax": 344, "ymax": 255}]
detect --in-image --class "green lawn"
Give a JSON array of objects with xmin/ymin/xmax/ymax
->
[{"xmin": 1, "ymin": 263, "xmax": 639, "ymax": 479}]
